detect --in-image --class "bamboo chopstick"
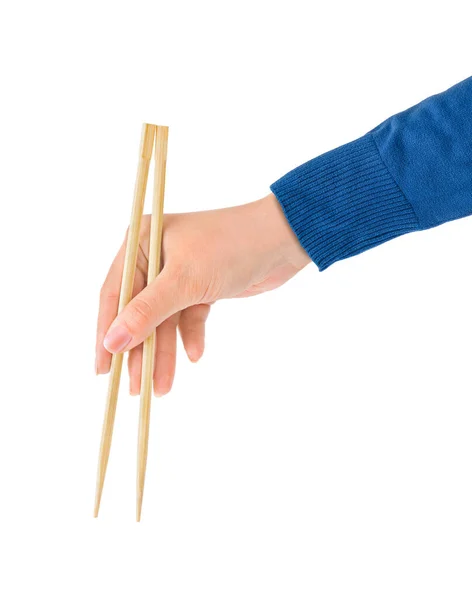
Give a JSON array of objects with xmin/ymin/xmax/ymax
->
[
  {"xmin": 136, "ymin": 125, "xmax": 168, "ymax": 521},
  {"xmin": 94, "ymin": 123, "xmax": 156, "ymax": 518}
]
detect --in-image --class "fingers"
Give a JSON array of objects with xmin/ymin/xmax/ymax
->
[
  {"xmin": 96, "ymin": 241, "xmax": 147, "ymax": 374},
  {"xmin": 127, "ymin": 306, "xmax": 209, "ymax": 397},
  {"xmin": 128, "ymin": 343, "xmax": 143, "ymax": 395},
  {"xmin": 103, "ymin": 265, "xmax": 193, "ymax": 354},
  {"xmin": 153, "ymin": 312, "xmax": 180, "ymax": 397},
  {"xmin": 127, "ymin": 313, "xmax": 179, "ymax": 397},
  {"xmin": 178, "ymin": 304, "xmax": 211, "ymax": 362},
  {"xmin": 95, "ymin": 242, "xmax": 125, "ymax": 374}
]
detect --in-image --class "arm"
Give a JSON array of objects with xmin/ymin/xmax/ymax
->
[
  {"xmin": 271, "ymin": 76, "xmax": 472, "ymax": 271},
  {"xmin": 96, "ymin": 77, "xmax": 472, "ymax": 395}
]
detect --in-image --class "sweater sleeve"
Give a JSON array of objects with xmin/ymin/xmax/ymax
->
[{"xmin": 270, "ymin": 77, "xmax": 472, "ymax": 271}]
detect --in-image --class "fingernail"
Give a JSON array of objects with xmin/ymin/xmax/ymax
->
[
  {"xmin": 186, "ymin": 349, "xmax": 197, "ymax": 362},
  {"xmin": 103, "ymin": 325, "xmax": 132, "ymax": 353},
  {"xmin": 154, "ymin": 381, "xmax": 170, "ymax": 397},
  {"xmin": 186, "ymin": 346, "xmax": 202, "ymax": 363}
]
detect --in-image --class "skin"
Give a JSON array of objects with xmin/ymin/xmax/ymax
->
[{"xmin": 95, "ymin": 192, "xmax": 310, "ymax": 396}]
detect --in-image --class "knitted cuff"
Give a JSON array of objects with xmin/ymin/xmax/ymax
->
[{"xmin": 270, "ymin": 133, "xmax": 420, "ymax": 271}]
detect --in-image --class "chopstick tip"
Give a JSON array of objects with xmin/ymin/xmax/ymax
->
[
  {"xmin": 94, "ymin": 490, "xmax": 102, "ymax": 518},
  {"xmin": 136, "ymin": 495, "xmax": 144, "ymax": 522}
]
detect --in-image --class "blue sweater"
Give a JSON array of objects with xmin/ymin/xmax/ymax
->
[{"xmin": 270, "ymin": 77, "xmax": 472, "ymax": 271}]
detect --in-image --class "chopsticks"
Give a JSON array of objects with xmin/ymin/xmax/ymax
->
[
  {"xmin": 94, "ymin": 123, "xmax": 169, "ymax": 520},
  {"xmin": 137, "ymin": 126, "xmax": 168, "ymax": 521}
]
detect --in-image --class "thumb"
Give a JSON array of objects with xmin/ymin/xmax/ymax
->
[{"xmin": 103, "ymin": 268, "xmax": 190, "ymax": 353}]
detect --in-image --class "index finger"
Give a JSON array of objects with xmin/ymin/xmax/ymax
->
[{"xmin": 95, "ymin": 241, "xmax": 126, "ymax": 374}]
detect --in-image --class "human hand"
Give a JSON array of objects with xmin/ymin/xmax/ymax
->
[{"xmin": 95, "ymin": 192, "xmax": 309, "ymax": 396}]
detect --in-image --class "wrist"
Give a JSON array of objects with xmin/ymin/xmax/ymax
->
[{"xmin": 260, "ymin": 192, "xmax": 310, "ymax": 271}]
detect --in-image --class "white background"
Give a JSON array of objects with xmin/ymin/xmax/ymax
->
[{"xmin": 0, "ymin": 1, "xmax": 471, "ymax": 598}]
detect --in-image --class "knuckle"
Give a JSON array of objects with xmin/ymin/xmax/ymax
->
[
  {"xmin": 165, "ymin": 261, "xmax": 209, "ymax": 304},
  {"xmin": 127, "ymin": 297, "xmax": 155, "ymax": 330},
  {"xmin": 163, "ymin": 263, "xmax": 192, "ymax": 297},
  {"xmin": 100, "ymin": 285, "xmax": 119, "ymax": 302},
  {"xmin": 155, "ymin": 348, "xmax": 175, "ymax": 361},
  {"xmin": 166, "ymin": 261, "xmax": 192, "ymax": 284}
]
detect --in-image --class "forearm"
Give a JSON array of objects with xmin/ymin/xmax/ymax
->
[{"xmin": 270, "ymin": 77, "xmax": 472, "ymax": 271}]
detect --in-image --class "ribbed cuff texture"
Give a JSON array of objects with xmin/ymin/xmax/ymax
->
[{"xmin": 270, "ymin": 133, "xmax": 420, "ymax": 271}]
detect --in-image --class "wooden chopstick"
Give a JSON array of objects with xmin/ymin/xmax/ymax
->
[
  {"xmin": 136, "ymin": 125, "xmax": 168, "ymax": 521},
  {"xmin": 94, "ymin": 123, "xmax": 156, "ymax": 518}
]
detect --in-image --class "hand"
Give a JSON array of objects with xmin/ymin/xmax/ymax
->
[{"xmin": 95, "ymin": 192, "xmax": 310, "ymax": 396}]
